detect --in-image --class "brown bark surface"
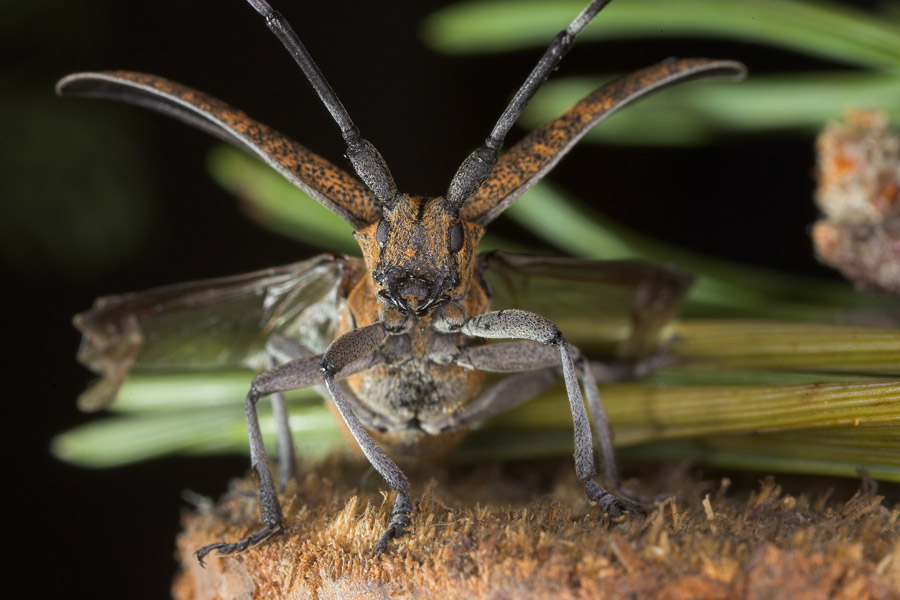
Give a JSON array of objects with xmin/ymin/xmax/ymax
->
[{"xmin": 173, "ymin": 458, "xmax": 900, "ymax": 599}]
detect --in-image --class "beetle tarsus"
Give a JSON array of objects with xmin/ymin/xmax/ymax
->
[
  {"xmin": 375, "ymin": 491, "xmax": 413, "ymax": 555},
  {"xmin": 584, "ymin": 480, "xmax": 645, "ymax": 517},
  {"xmin": 195, "ymin": 523, "xmax": 283, "ymax": 567}
]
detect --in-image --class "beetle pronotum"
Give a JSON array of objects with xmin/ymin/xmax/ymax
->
[{"xmin": 61, "ymin": 0, "xmax": 744, "ymax": 561}]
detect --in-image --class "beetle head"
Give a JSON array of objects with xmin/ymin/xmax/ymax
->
[{"xmin": 355, "ymin": 194, "xmax": 484, "ymax": 321}]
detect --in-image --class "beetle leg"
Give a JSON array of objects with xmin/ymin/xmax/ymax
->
[
  {"xmin": 577, "ymin": 352, "xmax": 620, "ymax": 488},
  {"xmin": 453, "ymin": 340, "xmax": 624, "ymax": 482},
  {"xmin": 451, "ymin": 341, "xmax": 625, "ymax": 485},
  {"xmin": 461, "ymin": 310, "xmax": 643, "ymax": 517},
  {"xmin": 447, "ymin": 341, "xmax": 669, "ymax": 497},
  {"xmin": 195, "ymin": 335, "xmax": 385, "ymax": 565},
  {"xmin": 320, "ymin": 324, "xmax": 411, "ymax": 554},
  {"xmin": 265, "ymin": 359, "xmax": 296, "ymax": 490},
  {"xmin": 194, "ymin": 352, "xmax": 324, "ymax": 565},
  {"xmin": 265, "ymin": 334, "xmax": 318, "ymax": 489},
  {"xmin": 266, "ymin": 333, "xmax": 389, "ymax": 430}
]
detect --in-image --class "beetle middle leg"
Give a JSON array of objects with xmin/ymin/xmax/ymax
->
[
  {"xmin": 264, "ymin": 336, "xmax": 310, "ymax": 488},
  {"xmin": 264, "ymin": 334, "xmax": 323, "ymax": 489},
  {"xmin": 458, "ymin": 309, "xmax": 643, "ymax": 517}
]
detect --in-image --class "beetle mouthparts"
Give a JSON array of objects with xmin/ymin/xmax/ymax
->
[
  {"xmin": 398, "ymin": 277, "xmax": 430, "ymax": 304},
  {"xmin": 377, "ymin": 275, "xmax": 450, "ymax": 316}
]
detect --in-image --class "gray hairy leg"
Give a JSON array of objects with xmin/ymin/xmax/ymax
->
[
  {"xmin": 265, "ymin": 359, "xmax": 296, "ymax": 489},
  {"xmin": 578, "ymin": 355, "xmax": 620, "ymax": 488},
  {"xmin": 194, "ymin": 332, "xmax": 387, "ymax": 565},
  {"xmin": 583, "ymin": 352, "xmax": 676, "ymax": 488},
  {"xmin": 588, "ymin": 355, "xmax": 677, "ymax": 502},
  {"xmin": 194, "ymin": 349, "xmax": 327, "ymax": 565},
  {"xmin": 580, "ymin": 360, "xmax": 665, "ymax": 504},
  {"xmin": 461, "ymin": 309, "xmax": 642, "ymax": 516},
  {"xmin": 320, "ymin": 324, "xmax": 412, "ymax": 554},
  {"xmin": 451, "ymin": 340, "xmax": 622, "ymax": 484},
  {"xmin": 265, "ymin": 334, "xmax": 317, "ymax": 489},
  {"xmin": 457, "ymin": 340, "xmax": 672, "ymax": 489},
  {"xmin": 428, "ymin": 341, "xmax": 559, "ymax": 431}
]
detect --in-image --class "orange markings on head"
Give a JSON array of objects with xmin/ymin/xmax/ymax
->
[{"xmin": 353, "ymin": 194, "xmax": 485, "ymax": 317}]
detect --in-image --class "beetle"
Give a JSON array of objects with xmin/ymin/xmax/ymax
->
[{"xmin": 60, "ymin": 0, "xmax": 744, "ymax": 562}]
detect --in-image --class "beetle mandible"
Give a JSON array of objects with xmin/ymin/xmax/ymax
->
[{"xmin": 60, "ymin": 0, "xmax": 745, "ymax": 562}]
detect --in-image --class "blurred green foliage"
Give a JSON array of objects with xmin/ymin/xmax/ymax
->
[
  {"xmin": 424, "ymin": 0, "xmax": 900, "ymax": 143},
  {"xmin": 0, "ymin": 94, "xmax": 156, "ymax": 277}
]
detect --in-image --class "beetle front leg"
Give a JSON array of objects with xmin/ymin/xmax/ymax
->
[
  {"xmin": 194, "ymin": 390, "xmax": 284, "ymax": 564},
  {"xmin": 462, "ymin": 309, "xmax": 643, "ymax": 517},
  {"xmin": 320, "ymin": 323, "xmax": 412, "ymax": 554},
  {"xmin": 194, "ymin": 350, "xmax": 325, "ymax": 565}
]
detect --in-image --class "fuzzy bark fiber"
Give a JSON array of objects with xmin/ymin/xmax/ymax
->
[{"xmin": 173, "ymin": 457, "xmax": 900, "ymax": 599}]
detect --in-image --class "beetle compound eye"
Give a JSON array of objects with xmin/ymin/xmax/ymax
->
[
  {"xmin": 449, "ymin": 221, "xmax": 465, "ymax": 253},
  {"xmin": 376, "ymin": 219, "xmax": 390, "ymax": 248}
]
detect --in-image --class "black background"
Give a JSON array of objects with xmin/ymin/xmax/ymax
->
[{"xmin": 3, "ymin": 1, "xmax": 893, "ymax": 598}]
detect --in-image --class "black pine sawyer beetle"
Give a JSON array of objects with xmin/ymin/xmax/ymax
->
[{"xmin": 59, "ymin": 0, "xmax": 745, "ymax": 561}]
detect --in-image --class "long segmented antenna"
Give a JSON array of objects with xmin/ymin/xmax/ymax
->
[
  {"xmin": 245, "ymin": 0, "xmax": 399, "ymax": 209},
  {"xmin": 445, "ymin": 0, "xmax": 613, "ymax": 211}
]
